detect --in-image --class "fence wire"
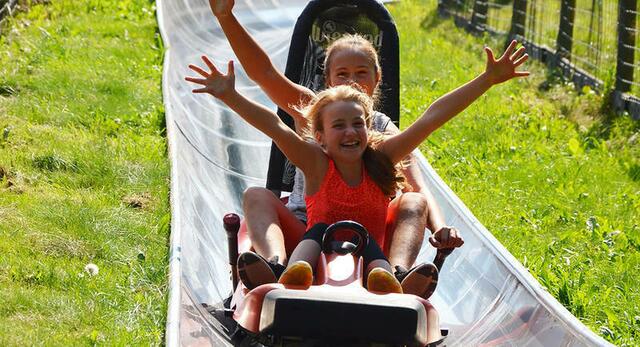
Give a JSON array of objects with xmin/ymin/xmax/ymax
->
[
  {"xmin": 486, "ymin": 0, "xmax": 513, "ymax": 35},
  {"xmin": 0, "ymin": 0, "xmax": 18, "ymax": 33},
  {"xmin": 449, "ymin": 0, "xmax": 475, "ymax": 21},
  {"xmin": 525, "ymin": 0, "xmax": 560, "ymax": 54},
  {"xmin": 439, "ymin": 0, "xmax": 478, "ymax": 30},
  {"xmin": 570, "ymin": 0, "xmax": 617, "ymax": 84},
  {"xmin": 439, "ymin": 0, "xmax": 640, "ymax": 120},
  {"xmin": 624, "ymin": 3, "xmax": 640, "ymax": 94}
]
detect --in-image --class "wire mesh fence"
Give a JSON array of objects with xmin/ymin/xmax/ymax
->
[
  {"xmin": 438, "ymin": 0, "xmax": 640, "ymax": 120},
  {"xmin": 524, "ymin": 1, "xmax": 559, "ymax": 51},
  {"xmin": 442, "ymin": 0, "xmax": 476, "ymax": 29},
  {"xmin": 485, "ymin": 0, "xmax": 511, "ymax": 34},
  {"xmin": 0, "ymin": 0, "xmax": 18, "ymax": 33},
  {"xmin": 620, "ymin": 1, "xmax": 640, "ymax": 93}
]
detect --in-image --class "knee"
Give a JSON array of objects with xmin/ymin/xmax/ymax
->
[
  {"xmin": 398, "ymin": 192, "xmax": 428, "ymax": 216},
  {"xmin": 242, "ymin": 187, "xmax": 274, "ymax": 211}
]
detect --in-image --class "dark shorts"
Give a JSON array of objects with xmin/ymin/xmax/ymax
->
[{"xmin": 302, "ymin": 223, "xmax": 387, "ymax": 269}]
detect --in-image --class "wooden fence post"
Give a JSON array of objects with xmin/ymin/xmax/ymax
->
[
  {"xmin": 437, "ymin": 0, "xmax": 449, "ymax": 15},
  {"xmin": 471, "ymin": 0, "xmax": 488, "ymax": 33},
  {"xmin": 509, "ymin": 0, "xmax": 527, "ymax": 42},
  {"xmin": 556, "ymin": 0, "xmax": 576, "ymax": 60},
  {"xmin": 616, "ymin": 0, "xmax": 637, "ymax": 93}
]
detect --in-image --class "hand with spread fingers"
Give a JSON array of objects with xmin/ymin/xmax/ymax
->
[
  {"xmin": 429, "ymin": 226, "xmax": 464, "ymax": 249},
  {"xmin": 185, "ymin": 57, "xmax": 236, "ymax": 100},
  {"xmin": 484, "ymin": 40, "xmax": 530, "ymax": 85},
  {"xmin": 209, "ymin": 0, "xmax": 234, "ymax": 17}
]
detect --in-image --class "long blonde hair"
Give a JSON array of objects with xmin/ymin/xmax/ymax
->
[{"xmin": 302, "ymin": 85, "xmax": 405, "ymax": 196}]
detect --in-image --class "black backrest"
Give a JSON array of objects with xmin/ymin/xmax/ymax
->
[{"xmin": 266, "ymin": 0, "xmax": 399, "ymax": 194}]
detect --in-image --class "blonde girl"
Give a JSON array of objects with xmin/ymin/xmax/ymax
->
[
  {"xmin": 201, "ymin": 0, "xmax": 528, "ymax": 296},
  {"xmin": 185, "ymin": 41, "xmax": 529, "ymax": 288}
]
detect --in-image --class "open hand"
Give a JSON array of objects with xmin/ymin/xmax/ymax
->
[
  {"xmin": 185, "ymin": 56, "xmax": 235, "ymax": 99},
  {"xmin": 429, "ymin": 226, "xmax": 464, "ymax": 249},
  {"xmin": 209, "ymin": 0, "xmax": 234, "ymax": 17},
  {"xmin": 484, "ymin": 40, "xmax": 529, "ymax": 85}
]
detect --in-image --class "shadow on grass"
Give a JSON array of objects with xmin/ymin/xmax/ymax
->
[
  {"xmin": 420, "ymin": 8, "xmax": 448, "ymax": 31},
  {"xmin": 0, "ymin": 82, "xmax": 18, "ymax": 96},
  {"xmin": 32, "ymin": 153, "xmax": 79, "ymax": 172},
  {"xmin": 538, "ymin": 68, "xmax": 640, "ymax": 183}
]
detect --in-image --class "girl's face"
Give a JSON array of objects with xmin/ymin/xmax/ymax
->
[
  {"xmin": 326, "ymin": 49, "xmax": 380, "ymax": 97},
  {"xmin": 315, "ymin": 100, "xmax": 368, "ymax": 163}
]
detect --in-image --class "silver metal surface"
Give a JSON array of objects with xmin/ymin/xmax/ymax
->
[{"xmin": 156, "ymin": 0, "xmax": 611, "ymax": 345}]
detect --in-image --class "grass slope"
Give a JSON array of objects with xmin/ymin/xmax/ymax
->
[
  {"xmin": 389, "ymin": 1, "xmax": 640, "ymax": 345},
  {"xmin": 0, "ymin": 0, "xmax": 168, "ymax": 345}
]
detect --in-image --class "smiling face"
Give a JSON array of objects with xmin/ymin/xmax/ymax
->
[
  {"xmin": 325, "ymin": 48, "xmax": 380, "ymax": 96},
  {"xmin": 315, "ymin": 100, "xmax": 369, "ymax": 163},
  {"xmin": 323, "ymin": 34, "xmax": 381, "ymax": 98}
]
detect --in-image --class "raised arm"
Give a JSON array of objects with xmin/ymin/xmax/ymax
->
[
  {"xmin": 380, "ymin": 40, "xmax": 530, "ymax": 163},
  {"xmin": 185, "ymin": 56, "xmax": 322, "ymax": 172},
  {"xmin": 209, "ymin": 0, "xmax": 314, "ymax": 120}
]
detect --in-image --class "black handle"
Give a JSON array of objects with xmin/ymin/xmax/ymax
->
[
  {"xmin": 223, "ymin": 213, "xmax": 241, "ymax": 290},
  {"xmin": 433, "ymin": 248, "xmax": 454, "ymax": 272},
  {"xmin": 321, "ymin": 220, "xmax": 369, "ymax": 257}
]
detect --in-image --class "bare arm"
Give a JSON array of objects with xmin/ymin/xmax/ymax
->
[
  {"xmin": 403, "ymin": 156, "xmax": 446, "ymax": 231},
  {"xmin": 384, "ymin": 121, "xmax": 446, "ymax": 232},
  {"xmin": 380, "ymin": 41, "xmax": 530, "ymax": 163},
  {"xmin": 185, "ymin": 57, "xmax": 322, "ymax": 173},
  {"xmin": 210, "ymin": 0, "xmax": 314, "ymax": 119},
  {"xmin": 400, "ymin": 148, "xmax": 464, "ymax": 248},
  {"xmin": 403, "ymin": 158, "xmax": 464, "ymax": 249}
]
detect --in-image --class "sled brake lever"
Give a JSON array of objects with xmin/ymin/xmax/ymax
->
[{"xmin": 433, "ymin": 248, "xmax": 454, "ymax": 272}]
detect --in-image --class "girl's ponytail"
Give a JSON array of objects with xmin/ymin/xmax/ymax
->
[{"xmin": 364, "ymin": 131, "xmax": 407, "ymax": 197}]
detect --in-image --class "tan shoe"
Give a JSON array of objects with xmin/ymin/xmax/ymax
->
[
  {"xmin": 278, "ymin": 261, "xmax": 313, "ymax": 288},
  {"xmin": 367, "ymin": 267, "xmax": 403, "ymax": 294}
]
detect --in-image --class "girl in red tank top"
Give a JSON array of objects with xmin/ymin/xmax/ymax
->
[
  {"xmin": 279, "ymin": 85, "xmax": 407, "ymax": 293},
  {"xmin": 305, "ymin": 158, "xmax": 390, "ymax": 249},
  {"xmin": 187, "ymin": 50, "xmax": 529, "ymax": 292}
]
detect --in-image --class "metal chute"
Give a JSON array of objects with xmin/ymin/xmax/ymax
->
[{"xmin": 157, "ymin": 0, "xmax": 611, "ymax": 345}]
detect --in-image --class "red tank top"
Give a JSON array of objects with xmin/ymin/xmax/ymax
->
[{"xmin": 305, "ymin": 159, "xmax": 391, "ymax": 249}]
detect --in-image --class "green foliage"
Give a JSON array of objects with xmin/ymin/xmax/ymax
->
[
  {"xmin": 0, "ymin": 0, "xmax": 167, "ymax": 345},
  {"xmin": 389, "ymin": 1, "xmax": 640, "ymax": 345},
  {"xmin": 31, "ymin": 153, "xmax": 79, "ymax": 172}
]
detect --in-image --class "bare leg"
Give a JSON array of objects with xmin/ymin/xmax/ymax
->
[
  {"xmin": 366, "ymin": 259, "xmax": 393, "ymax": 274},
  {"xmin": 278, "ymin": 240, "xmax": 321, "ymax": 288},
  {"xmin": 242, "ymin": 187, "xmax": 306, "ymax": 264},
  {"xmin": 286, "ymin": 239, "xmax": 322, "ymax": 270},
  {"xmin": 366, "ymin": 259, "xmax": 402, "ymax": 294},
  {"xmin": 386, "ymin": 192, "xmax": 428, "ymax": 269}
]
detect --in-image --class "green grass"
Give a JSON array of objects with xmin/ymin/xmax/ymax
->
[
  {"xmin": 0, "ymin": 0, "xmax": 168, "ymax": 345},
  {"xmin": 390, "ymin": 1, "xmax": 640, "ymax": 345}
]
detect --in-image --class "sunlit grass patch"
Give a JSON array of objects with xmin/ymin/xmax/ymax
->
[{"xmin": 0, "ymin": 0, "xmax": 167, "ymax": 345}]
